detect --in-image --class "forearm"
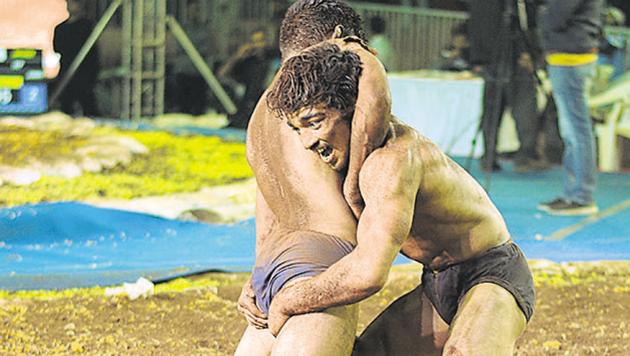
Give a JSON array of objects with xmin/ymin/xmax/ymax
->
[
  {"xmin": 272, "ymin": 252, "xmax": 384, "ymax": 316},
  {"xmin": 343, "ymin": 42, "xmax": 391, "ymax": 216}
]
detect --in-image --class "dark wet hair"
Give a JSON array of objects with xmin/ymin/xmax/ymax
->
[
  {"xmin": 279, "ymin": 0, "xmax": 366, "ymax": 59},
  {"xmin": 267, "ymin": 43, "xmax": 363, "ymax": 119}
]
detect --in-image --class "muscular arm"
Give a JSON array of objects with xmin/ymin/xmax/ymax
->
[
  {"xmin": 268, "ymin": 149, "xmax": 420, "ymax": 334},
  {"xmin": 336, "ymin": 38, "xmax": 392, "ymax": 218}
]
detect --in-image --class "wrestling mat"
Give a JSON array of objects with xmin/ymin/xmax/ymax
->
[{"xmin": 1, "ymin": 160, "xmax": 629, "ymax": 290}]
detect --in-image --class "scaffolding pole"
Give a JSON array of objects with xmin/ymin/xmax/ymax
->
[
  {"xmin": 166, "ymin": 16, "xmax": 237, "ymax": 115},
  {"xmin": 49, "ymin": 0, "xmax": 123, "ymax": 106}
]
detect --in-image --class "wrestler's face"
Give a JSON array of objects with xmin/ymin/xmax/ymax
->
[{"xmin": 287, "ymin": 104, "xmax": 351, "ymax": 172}]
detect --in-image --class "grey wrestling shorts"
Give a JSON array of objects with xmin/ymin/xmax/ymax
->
[
  {"xmin": 421, "ymin": 241, "xmax": 535, "ymax": 324},
  {"xmin": 251, "ymin": 231, "xmax": 355, "ymax": 314}
]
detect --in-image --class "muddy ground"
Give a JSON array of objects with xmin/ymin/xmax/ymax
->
[{"xmin": 1, "ymin": 261, "xmax": 629, "ymax": 355}]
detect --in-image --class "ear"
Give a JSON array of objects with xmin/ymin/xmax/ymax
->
[{"xmin": 331, "ymin": 25, "xmax": 344, "ymax": 39}]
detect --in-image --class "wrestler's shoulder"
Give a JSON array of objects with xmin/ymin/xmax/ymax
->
[{"xmin": 362, "ymin": 139, "xmax": 422, "ymax": 184}]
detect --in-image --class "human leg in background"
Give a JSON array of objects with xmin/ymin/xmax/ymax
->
[
  {"xmin": 508, "ymin": 66, "xmax": 548, "ymax": 172},
  {"xmin": 77, "ymin": 80, "xmax": 99, "ymax": 117},
  {"xmin": 541, "ymin": 98, "xmax": 564, "ymax": 165},
  {"xmin": 540, "ymin": 63, "xmax": 598, "ymax": 215},
  {"xmin": 480, "ymin": 69, "xmax": 507, "ymax": 172}
]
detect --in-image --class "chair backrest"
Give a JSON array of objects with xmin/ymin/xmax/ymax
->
[{"xmin": 617, "ymin": 101, "xmax": 630, "ymax": 138}]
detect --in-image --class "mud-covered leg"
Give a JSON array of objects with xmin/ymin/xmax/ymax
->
[
  {"xmin": 353, "ymin": 285, "xmax": 448, "ymax": 356},
  {"xmin": 443, "ymin": 283, "xmax": 527, "ymax": 355},
  {"xmin": 272, "ymin": 304, "xmax": 358, "ymax": 356},
  {"xmin": 234, "ymin": 326, "xmax": 275, "ymax": 356}
]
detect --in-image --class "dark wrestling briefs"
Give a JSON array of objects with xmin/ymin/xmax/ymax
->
[
  {"xmin": 251, "ymin": 231, "xmax": 355, "ymax": 314},
  {"xmin": 421, "ymin": 241, "xmax": 535, "ymax": 324}
]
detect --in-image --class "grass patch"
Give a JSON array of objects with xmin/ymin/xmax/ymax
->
[
  {"xmin": 0, "ymin": 127, "xmax": 252, "ymax": 207},
  {"xmin": 0, "ymin": 126, "xmax": 89, "ymax": 165}
]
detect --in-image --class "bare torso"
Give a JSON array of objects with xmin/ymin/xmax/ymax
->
[
  {"xmin": 246, "ymin": 38, "xmax": 389, "ymax": 264},
  {"xmin": 246, "ymin": 97, "xmax": 357, "ymax": 262},
  {"xmin": 368, "ymin": 118, "xmax": 510, "ymax": 270},
  {"xmin": 248, "ymin": 38, "xmax": 507, "ymax": 271}
]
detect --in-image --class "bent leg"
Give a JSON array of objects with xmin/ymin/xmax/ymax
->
[
  {"xmin": 272, "ymin": 304, "xmax": 358, "ymax": 356},
  {"xmin": 444, "ymin": 283, "xmax": 527, "ymax": 356},
  {"xmin": 235, "ymin": 325, "xmax": 275, "ymax": 356},
  {"xmin": 353, "ymin": 284, "xmax": 448, "ymax": 356}
]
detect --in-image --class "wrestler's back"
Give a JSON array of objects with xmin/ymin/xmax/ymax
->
[
  {"xmin": 246, "ymin": 97, "xmax": 357, "ymax": 247},
  {"xmin": 381, "ymin": 121, "xmax": 510, "ymax": 269}
]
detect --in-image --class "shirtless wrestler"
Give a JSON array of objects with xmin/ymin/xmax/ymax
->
[
  {"xmin": 234, "ymin": 1, "xmax": 391, "ymax": 355},
  {"xmin": 264, "ymin": 42, "xmax": 536, "ymax": 355}
]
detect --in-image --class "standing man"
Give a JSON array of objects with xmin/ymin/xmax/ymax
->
[
  {"xmin": 468, "ymin": 0, "xmax": 549, "ymax": 173},
  {"xmin": 52, "ymin": 0, "xmax": 100, "ymax": 116},
  {"xmin": 219, "ymin": 29, "xmax": 279, "ymax": 128},
  {"xmin": 538, "ymin": 0, "xmax": 603, "ymax": 216},
  {"xmin": 264, "ymin": 42, "xmax": 535, "ymax": 355}
]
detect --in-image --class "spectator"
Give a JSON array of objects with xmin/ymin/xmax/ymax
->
[
  {"xmin": 368, "ymin": 16, "xmax": 394, "ymax": 70},
  {"xmin": 598, "ymin": 7, "xmax": 626, "ymax": 82},
  {"xmin": 435, "ymin": 22, "xmax": 471, "ymax": 71},
  {"xmin": 219, "ymin": 29, "xmax": 279, "ymax": 129},
  {"xmin": 165, "ymin": 0, "xmax": 217, "ymax": 115},
  {"xmin": 538, "ymin": 0, "xmax": 603, "ymax": 216},
  {"xmin": 469, "ymin": 0, "xmax": 549, "ymax": 173},
  {"xmin": 52, "ymin": 0, "xmax": 100, "ymax": 116}
]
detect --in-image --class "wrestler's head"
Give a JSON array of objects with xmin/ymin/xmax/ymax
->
[
  {"xmin": 267, "ymin": 43, "xmax": 362, "ymax": 171},
  {"xmin": 279, "ymin": 0, "xmax": 366, "ymax": 60}
]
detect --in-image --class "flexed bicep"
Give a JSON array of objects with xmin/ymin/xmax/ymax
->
[{"xmin": 338, "ymin": 38, "xmax": 392, "ymax": 218}]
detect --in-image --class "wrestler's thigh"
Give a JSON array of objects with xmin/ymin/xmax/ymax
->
[
  {"xmin": 272, "ymin": 304, "xmax": 359, "ymax": 356},
  {"xmin": 234, "ymin": 325, "xmax": 275, "ymax": 356},
  {"xmin": 354, "ymin": 285, "xmax": 448, "ymax": 356},
  {"xmin": 444, "ymin": 283, "xmax": 527, "ymax": 356}
]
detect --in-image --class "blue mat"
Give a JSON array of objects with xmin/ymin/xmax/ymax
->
[
  {"xmin": 461, "ymin": 158, "xmax": 630, "ymax": 262},
  {"xmin": 1, "ymin": 160, "xmax": 629, "ymax": 290},
  {"xmin": 0, "ymin": 203, "xmax": 255, "ymax": 290}
]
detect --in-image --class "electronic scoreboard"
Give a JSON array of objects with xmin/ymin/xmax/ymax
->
[{"xmin": 0, "ymin": 48, "xmax": 48, "ymax": 114}]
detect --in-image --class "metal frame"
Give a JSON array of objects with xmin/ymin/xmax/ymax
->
[{"xmin": 83, "ymin": 1, "xmax": 630, "ymax": 119}]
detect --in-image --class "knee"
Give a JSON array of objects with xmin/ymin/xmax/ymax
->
[{"xmin": 442, "ymin": 342, "xmax": 468, "ymax": 356}]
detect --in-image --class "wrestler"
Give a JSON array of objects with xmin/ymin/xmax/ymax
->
[
  {"xmin": 234, "ymin": 1, "xmax": 391, "ymax": 355},
  {"xmin": 264, "ymin": 43, "xmax": 536, "ymax": 355}
]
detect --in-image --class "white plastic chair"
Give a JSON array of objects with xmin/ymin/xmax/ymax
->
[{"xmin": 589, "ymin": 77, "xmax": 630, "ymax": 172}]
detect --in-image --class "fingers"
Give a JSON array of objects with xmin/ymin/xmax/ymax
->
[
  {"xmin": 237, "ymin": 282, "xmax": 268, "ymax": 328},
  {"xmin": 238, "ymin": 295, "xmax": 266, "ymax": 320},
  {"xmin": 237, "ymin": 303, "xmax": 268, "ymax": 329}
]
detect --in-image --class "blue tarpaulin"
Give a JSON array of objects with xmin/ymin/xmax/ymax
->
[
  {"xmin": 0, "ymin": 202, "xmax": 255, "ymax": 290},
  {"xmin": 1, "ymin": 160, "xmax": 629, "ymax": 290}
]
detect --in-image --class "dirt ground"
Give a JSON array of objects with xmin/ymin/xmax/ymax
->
[{"xmin": 1, "ymin": 261, "xmax": 629, "ymax": 355}]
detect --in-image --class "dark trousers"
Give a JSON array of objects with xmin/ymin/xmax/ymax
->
[
  {"xmin": 175, "ymin": 73, "xmax": 209, "ymax": 115},
  {"xmin": 481, "ymin": 64, "xmax": 540, "ymax": 165},
  {"xmin": 58, "ymin": 77, "xmax": 99, "ymax": 117}
]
